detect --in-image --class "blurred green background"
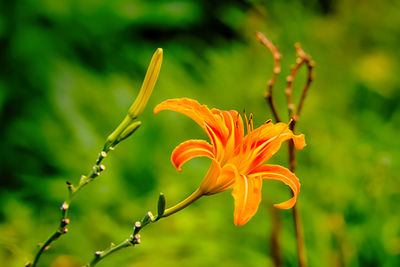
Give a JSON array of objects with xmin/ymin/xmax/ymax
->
[{"xmin": 0, "ymin": 0, "xmax": 399, "ymax": 266}]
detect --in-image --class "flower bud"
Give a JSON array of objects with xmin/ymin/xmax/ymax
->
[
  {"xmin": 157, "ymin": 193, "xmax": 166, "ymax": 219},
  {"xmin": 128, "ymin": 48, "xmax": 163, "ymax": 119},
  {"xmin": 117, "ymin": 121, "xmax": 142, "ymax": 143}
]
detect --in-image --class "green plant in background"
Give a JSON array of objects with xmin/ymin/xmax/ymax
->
[{"xmin": 1, "ymin": 1, "xmax": 399, "ymax": 266}]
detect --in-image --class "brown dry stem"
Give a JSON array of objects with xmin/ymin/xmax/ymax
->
[
  {"xmin": 286, "ymin": 42, "xmax": 314, "ymax": 267},
  {"xmin": 257, "ymin": 32, "xmax": 315, "ymax": 267},
  {"xmin": 256, "ymin": 31, "xmax": 282, "ymax": 123}
]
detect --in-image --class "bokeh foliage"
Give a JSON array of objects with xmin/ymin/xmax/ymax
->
[{"xmin": 0, "ymin": 0, "xmax": 399, "ymax": 266}]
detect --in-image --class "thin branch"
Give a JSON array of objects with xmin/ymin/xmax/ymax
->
[
  {"xmin": 29, "ymin": 151, "xmax": 108, "ymax": 267},
  {"xmin": 294, "ymin": 43, "xmax": 315, "ymax": 118},
  {"xmin": 86, "ymin": 188, "xmax": 204, "ymax": 266},
  {"xmin": 258, "ymin": 33, "xmax": 314, "ymax": 267},
  {"xmin": 285, "ymin": 58, "xmax": 305, "ymax": 121},
  {"xmin": 270, "ymin": 207, "xmax": 282, "ymax": 267},
  {"xmin": 256, "ymin": 32, "xmax": 282, "ymax": 122},
  {"xmin": 285, "ymin": 43, "xmax": 314, "ymax": 267},
  {"xmin": 285, "ymin": 43, "xmax": 315, "ymax": 124},
  {"xmin": 88, "ymin": 237, "xmax": 139, "ymax": 267},
  {"xmin": 86, "ymin": 216, "xmax": 148, "ymax": 267},
  {"xmin": 257, "ymin": 31, "xmax": 283, "ymax": 267},
  {"xmin": 29, "ymin": 48, "xmax": 160, "ymax": 267},
  {"xmin": 288, "ymin": 134, "xmax": 307, "ymax": 267}
]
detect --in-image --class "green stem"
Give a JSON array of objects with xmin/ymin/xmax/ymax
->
[
  {"xmin": 105, "ymin": 115, "xmax": 132, "ymax": 148},
  {"xmin": 163, "ymin": 188, "xmax": 203, "ymax": 217},
  {"xmin": 88, "ymin": 239, "xmax": 134, "ymax": 267},
  {"xmin": 31, "ymin": 232, "xmax": 61, "ymax": 267},
  {"xmin": 30, "ymin": 151, "xmax": 107, "ymax": 267},
  {"xmin": 30, "ymin": 201, "xmax": 70, "ymax": 267},
  {"xmin": 85, "ymin": 189, "xmax": 203, "ymax": 266}
]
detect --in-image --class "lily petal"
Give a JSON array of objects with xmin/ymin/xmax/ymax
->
[
  {"xmin": 255, "ymin": 122, "xmax": 306, "ymax": 150},
  {"xmin": 199, "ymin": 159, "xmax": 222, "ymax": 194},
  {"xmin": 232, "ymin": 173, "xmax": 263, "ymax": 226},
  {"xmin": 244, "ymin": 123, "xmax": 306, "ymax": 172},
  {"xmin": 248, "ymin": 164, "xmax": 300, "ymax": 209},
  {"xmin": 171, "ymin": 139, "xmax": 214, "ymax": 172},
  {"xmin": 221, "ymin": 110, "xmax": 244, "ymax": 161},
  {"xmin": 206, "ymin": 163, "xmax": 237, "ymax": 195},
  {"xmin": 154, "ymin": 98, "xmax": 228, "ymax": 140}
]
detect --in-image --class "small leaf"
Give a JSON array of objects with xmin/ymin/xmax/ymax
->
[{"xmin": 157, "ymin": 193, "xmax": 166, "ymax": 219}]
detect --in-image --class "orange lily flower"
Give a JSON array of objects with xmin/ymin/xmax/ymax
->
[{"xmin": 154, "ymin": 98, "xmax": 306, "ymax": 225}]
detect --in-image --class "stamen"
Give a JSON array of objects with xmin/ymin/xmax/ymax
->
[
  {"xmin": 243, "ymin": 110, "xmax": 250, "ymax": 135},
  {"xmin": 249, "ymin": 113, "xmax": 254, "ymax": 132},
  {"xmin": 288, "ymin": 118, "xmax": 294, "ymax": 129},
  {"xmin": 265, "ymin": 119, "xmax": 272, "ymax": 124}
]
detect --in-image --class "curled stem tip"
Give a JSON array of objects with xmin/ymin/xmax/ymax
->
[{"xmin": 256, "ymin": 31, "xmax": 282, "ymax": 122}]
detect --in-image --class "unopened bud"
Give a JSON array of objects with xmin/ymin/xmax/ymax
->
[
  {"xmin": 118, "ymin": 121, "xmax": 142, "ymax": 143},
  {"xmin": 61, "ymin": 218, "xmax": 70, "ymax": 226},
  {"xmin": 128, "ymin": 48, "xmax": 163, "ymax": 119},
  {"xmin": 61, "ymin": 202, "xmax": 69, "ymax": 211},
  {"xmin": 157, "ymin": 193, "xmax": 166, "ymax": 218},
  {"xmin": 134, "ymin": 234, "xmax": 141, "ymax": 244},
  {"xmin": 147, "ymin": 211, "xmax": 155, "ymax": 222}
]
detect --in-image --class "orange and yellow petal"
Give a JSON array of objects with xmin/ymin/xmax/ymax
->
[
  {"xmin": 220, "ymin": 110, "xmax": 244, "ymax": 160},
  {"xmin": 206, "ymin": 163, "xmax": 237, "ymax": 195},
  {"xmin": 171, "ymin": 139, "xmax": 214, "ymax": 172},
  {"xmin": 204, "ymin": 122, "xmax": 226, "ymax": 162},
  {"xmin": 291, "ymin": 133, "xmax": 306, "ymax": 150},
  {"xmin": 231, "ymin": 173, "xmax": 263, "ymax": 226},
  {"xmin": 154, "ymin": 98, "xmax": 228, "ymax": 138},
  {"xmin": 248, "ymin": 164, "xmax": 300, "ymax": 209},
  {"xmin": 199, "ymin": 159, "xmax": 222, "ymax": 194},
  {"xmin": 154, "ymin": 98, "xmax": 233, "ymax": 161},
  {"xmin": 243, "ymin": 123, "xmax": 306, "ymax": 172}
]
